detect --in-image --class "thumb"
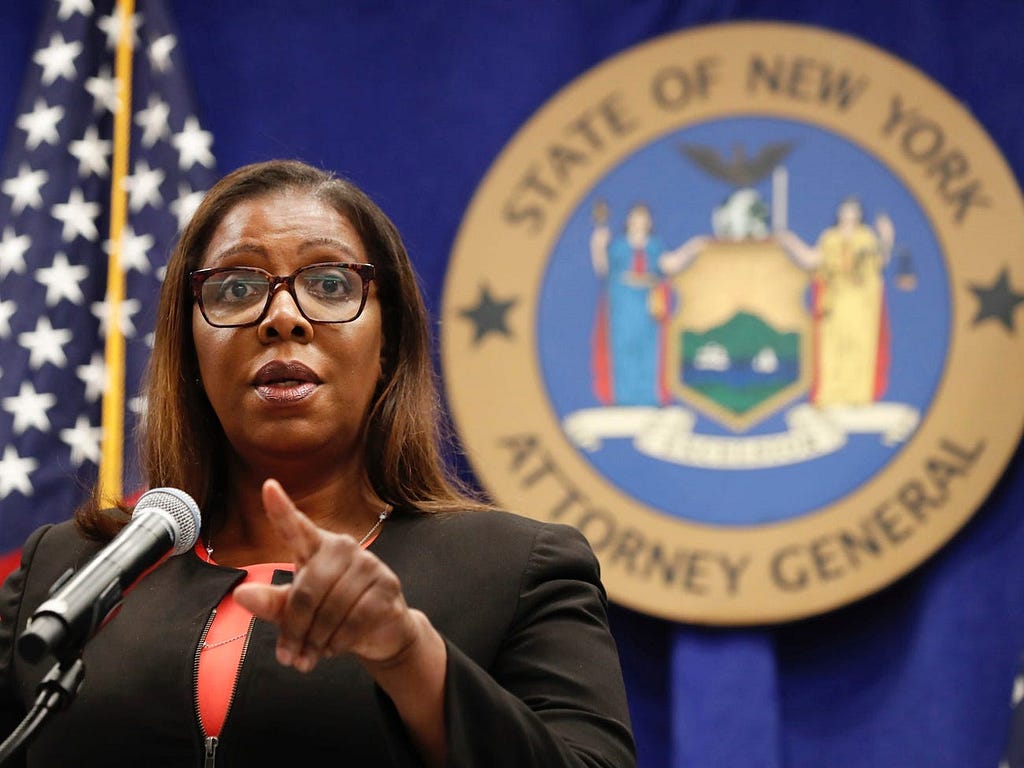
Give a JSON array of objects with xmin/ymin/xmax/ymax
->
[{"xmin": 233, "ymin": 582, "xmax": 289, "ymax": 624}]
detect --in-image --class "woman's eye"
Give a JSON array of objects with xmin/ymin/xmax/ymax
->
[
  {"xmin": 304, "ymin": 270, "xmax": 355, "ymax": 302},
  {"xmin": 214, "ymin": 275, "xmax": 264, "ymax": 303}
]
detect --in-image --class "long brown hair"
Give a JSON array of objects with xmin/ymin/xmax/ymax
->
[{"xmin": 77, "ymin": 159, "xmax": 486, "ymax": 539}]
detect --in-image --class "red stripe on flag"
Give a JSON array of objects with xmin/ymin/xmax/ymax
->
[{"xmin": 0, "ymin": 549, "xmax": 22, "ymax": 587}]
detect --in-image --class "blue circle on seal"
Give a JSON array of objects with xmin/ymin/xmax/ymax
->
[{"xmin": 537, "ymin": 116, "xmax": 949, "ymax": 526}]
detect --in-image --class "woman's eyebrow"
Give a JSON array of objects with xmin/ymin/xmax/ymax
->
[
  {"xmin": 297, "ymin": 236, "xmax": 359, "ymax": 259},
  {"xmin": 205, "ymin": 242, "xmax": 269, "ymax": 266}
]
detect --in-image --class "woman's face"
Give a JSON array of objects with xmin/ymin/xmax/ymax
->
[
  {"xmin": 625, "ymin": 206, "xmax": 652, "ymax": 238},
  {"xmin": 837, "ymin": 200, "xmax": 862, "ymax": 227},
  {"xmin": 192, "ymin": 190, "xmax": 383, "ymax": 469}
]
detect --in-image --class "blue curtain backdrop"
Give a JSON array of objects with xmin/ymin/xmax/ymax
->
[{"xmin": 1, "ymin": 2, "xmax": 1022, "ymax": 766}]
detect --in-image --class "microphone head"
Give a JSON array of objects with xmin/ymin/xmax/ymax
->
[{"xmin": 131, "ymin": 488, "xmax": 201, "ymax": 555}]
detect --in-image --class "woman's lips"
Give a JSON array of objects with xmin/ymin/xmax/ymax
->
[
  {"xmin": 252, "ymin": 360, "xmax": 321, "ymax": 402},
  {"xmin": 256, "ymin": 380, "xmax": 318, "ymax": 402}
]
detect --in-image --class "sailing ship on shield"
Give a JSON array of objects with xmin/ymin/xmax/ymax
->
[{"xmin": 564, "ymin": 142, "xmax": 921, "ymax": 469}]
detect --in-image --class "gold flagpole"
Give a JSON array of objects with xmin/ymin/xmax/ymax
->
[{"xmin": 98, "ymin": 0, "xmax": 136, "ymax": 505}]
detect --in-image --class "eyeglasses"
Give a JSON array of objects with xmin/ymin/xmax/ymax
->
[{"xmin": 190, "ymin": 262, "xmax": 375, "ymax": 328}]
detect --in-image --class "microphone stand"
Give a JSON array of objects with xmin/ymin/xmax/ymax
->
[
  {"xmin": 0, "ymin": 556, "xmax": 126, "ymax": 762},
  {"xmin": 0, "ymin": 569, "xmax": 112, "ymax": 764},
  {"xmin": 0, "ymin": 655, "xmax": 85, "ymax": 765},
  {"xmin": 0, "ymin": 489, "xmax": 199, "ymax": 763}
]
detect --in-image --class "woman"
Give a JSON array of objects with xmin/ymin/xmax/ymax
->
[
  {"xmin": 776, "ymin": 196, "xmax": 893, "ymax": 406},
  {"xmin": 590, "ymin": 202, "xmax": 705, "ymax": 407},
  {"xmin": 0, "ymin": 160, "xmax": 635, "ymax": 766},
  {"xmin": 590, "ymin": 203, "xmax": 670, "ymax": 407}
]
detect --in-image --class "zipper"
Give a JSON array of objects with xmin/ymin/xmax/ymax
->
[
  {"xmin": 194, "ymin": 609, "xmax": 217, "ymax": 765},
  {"xmin": 222, "ymin": 615, "xmax": 257, "ymax": 728},
  {"xmin": 204, "ymin": 736, "xmax": 219, "ymax": 768},
  {"xmin": 193, "ymin": 612, "xmax": 258, "ymax": 767}
]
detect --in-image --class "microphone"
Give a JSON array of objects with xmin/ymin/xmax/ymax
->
[{"xmin": 17, "ymin": 487, "xmax": 201, "ymax": 664}]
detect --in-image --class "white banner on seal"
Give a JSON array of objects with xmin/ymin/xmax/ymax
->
[{"xmin": 563, "ymin": 403, "xmax": 920, "ymax": 470}]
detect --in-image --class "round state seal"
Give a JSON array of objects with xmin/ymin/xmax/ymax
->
[{"xmin": 441, "ymin": 22, "xmax": 1024, "ymax": 624}]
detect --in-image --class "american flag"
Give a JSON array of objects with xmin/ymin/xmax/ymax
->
[{"xmin": 0, "ymin": 0, "xmax": 216, "ymax": 568}]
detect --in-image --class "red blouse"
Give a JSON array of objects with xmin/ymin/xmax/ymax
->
[
  {"xmin": 195, "ymin": 550, "xmax": 290, "ymax": 737},
  {"xmin": 194, "ymin": 529, "xmax": 383, "ymax": 737}
]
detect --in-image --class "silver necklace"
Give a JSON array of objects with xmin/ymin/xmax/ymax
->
[
  {"xmin": 202, "ymin": 504, "xmax": 393, "ymax": 564},
  {"xmin": 357, "ymin": 504, "xmax": 392, "ymax": 547}
]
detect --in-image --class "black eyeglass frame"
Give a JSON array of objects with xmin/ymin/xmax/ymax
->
[{"xmin": 189, "ymin": 262, "xmax": 376, "ymax": 328}]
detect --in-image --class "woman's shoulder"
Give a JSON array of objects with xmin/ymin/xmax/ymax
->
[
  {"xmin": 17, "ymin": 519, "xmax": 103, "ymax": 576},
  {"xmin": 397, "ymin": 507, "xmax": 583, "ymax": 542},
  {"xmin": 386, "ymin": 508, "xmax": 600, "ymax": 579},
  {"xmin": 0, "ymin": 520, "xmax": 104, "ymax": 626}
]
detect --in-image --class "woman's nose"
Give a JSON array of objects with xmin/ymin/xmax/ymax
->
[{"xmin": 257, "ymin": 285, "xmax": 313, "ymax": 341}]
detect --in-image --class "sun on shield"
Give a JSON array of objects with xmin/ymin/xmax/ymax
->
[{"xmin": 665, "ymin": 239, "xmax": 811, "ymax": 432}]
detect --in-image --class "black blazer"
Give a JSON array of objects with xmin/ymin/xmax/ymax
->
[{"xmin": 0, "ymin": 508, "xmax": 636, "ymax": 767}]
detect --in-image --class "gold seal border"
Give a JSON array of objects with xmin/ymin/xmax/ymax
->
[{"xmin": 441, "ymin": 22, "xmax": 1024, "ymax": 624}]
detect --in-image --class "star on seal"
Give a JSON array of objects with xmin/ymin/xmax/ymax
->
[
  {"xmin": 970, "ymin": 267, "xmax": 1024, "ymax": 332},
  {"xmin": 459, "ymin": 285, "xmax": 517, "ymax": 345}
]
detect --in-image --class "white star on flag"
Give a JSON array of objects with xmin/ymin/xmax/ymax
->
[
  {"xmin": 0, "ymin": 301, "xmax": 15, "ymax": 338},
  {"xmin": 122, "ymin": 159, "xmax": 165, "ymax": 212},
  {"xmin": 91, "ymin": 296, "xmax": 141, "ymax": 338},
  {"xmin": 148, "ymin": 34, "xmax": 176, "ymax": 73},
  {"xmin": 135, "ymin": 94, "xmax": 170, "ymax": 148},
  {"xmin": 84, "ymin": 65, "xmax": 119, "ymax": 114},
  {"xmin": 0, "ymin": 227, "xmax": 31, "ymax": 277},
  {"xmin": 69, "ymin": 125, "xmax": 111, "ymax": 177},
  {"xmin": 57, "ymin": 0, "xmax": 94, "ymax": 22},
  {"xmin": 96, "ymin": 8, "xmax": 141, "ymax": 51},
  {"xmin": 60, "ymin": 414, "xmax": 103, "ymax": 468},
  {"xmin": 0, "ymin": 446, "xmax": 38, "ymax": 500},
  {"xmin": 33, "ymin": 32, "xmax": 83, "ymax": 86},
  {"xmin": 51, "ymin": 187, "xmax": 101, "ymax": 242},
  {"xmin": 104, "ymin": 225, "xmax": 154, "ymax": 273},
  {"xmin": 76, "ymin": 352, "xmax": 107, "ymax": 403},
  {"xmin": 2, "ymin": 164, "xmax": 49, "ymax": 214},
  {"xmin": 17, "ymin": 99, "xmax": 65, "ymax": 149},
  {"xmin": 18, "ymin": 317, "xmax": 73, "ymax": 369},
  {"xmin": 170, "ymin": 183, "xmax": 205, "ymax": 230},
  {"xmin": 2, "ymin": 381, "xmax": 57, "ymax": 435},
  {"xmin": 35, "ymin": 252, "xmax": 88, "ymax": 306},
  {"xmin": 171, "ymin": 116, "xmax": 215, "ymax": 170}
]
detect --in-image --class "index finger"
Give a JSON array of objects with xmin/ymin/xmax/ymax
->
[{"xmin": 262, "ymin": 478, "xmax": 321, "ymax": 567}]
